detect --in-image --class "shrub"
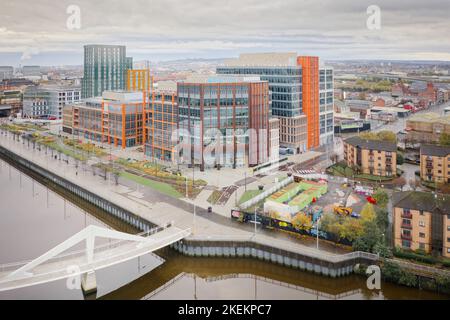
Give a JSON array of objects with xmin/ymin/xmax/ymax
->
[{"xmin": 393, "ymin": 248, "xmax": 438, "ymax": 265}]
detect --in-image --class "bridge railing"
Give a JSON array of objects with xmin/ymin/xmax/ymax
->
[
  {"xmin": 0, "ymin": 223, "xmax": 180, "ymax": 275},
  {"xmin": 0, "ymin": 227, "xmax": 191, "ymax": 288}
]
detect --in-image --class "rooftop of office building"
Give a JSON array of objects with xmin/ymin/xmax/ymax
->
[
  {"xmin": 180, "ymin": 74, "xmax": 264, "ymax": 84},
  {"xmin": 82, "ymin": 91, "xmax": 144, "ymax": 105},
  {"xmin": 408, "ymin": 112, "xmax": 450, "ymax": 124},
  {"xmin": 221, "ymin": 52, "xmax": 330, "ymax": 69},
  {"xmin": 153, "ymin": 81, "xmax": 177, "ymax": 92},
  {"xmin": 224, "ymin": 52, "xmax": 298, "ymax": 67}
]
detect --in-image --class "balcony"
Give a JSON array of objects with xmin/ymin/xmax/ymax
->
[
  {"xmin": 426, "ymin": 162, "xmax": 433, "ymax": 169},
  {"xmin": 401, "ymin": 211, "xmax": 413, "ymax": 219},
  {"xmin": 401, "ymin": 233, "xmax": 412, "ymax": 240},
  {"xmin": 401, "ymin": 223, "xmax": 412, "ymax": 229}
]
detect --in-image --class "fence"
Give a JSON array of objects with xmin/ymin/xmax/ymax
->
[{"xmin": 239, "ymin": 176, "xmax": 294, "ymax": 210}]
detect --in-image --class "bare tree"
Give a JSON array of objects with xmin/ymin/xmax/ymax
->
[
  {"xmin": 329, "ymin": 152, "xmax": 339, "ymax": 165},
  {"xmin": 392, "ymin": 176, "xmax": 407, "ymax": 191},
  {"xmin": 408, "ymin": 178, "xmax": 419, "ymax": 191}
]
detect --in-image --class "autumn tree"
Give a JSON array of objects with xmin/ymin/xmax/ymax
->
[
  {"xmin": 377, "ymin": 130, "xmax": 397, "ymax": 144},
  {"xmin": 339, "ymin": 218, "xmax": 364, "ymax": 242},
  {"xmin": 359, "ymin": 130, "xmax": 397, "ymax": 144},
  {"xmin": 292, "ymin": 213, "xmax": 312, "ymax": 231},
  {"xmin": 360, "ymin": 203, "xmax": 376, "ymax": 222},
  {"xmin": 320, "ymin": 213, "xmax": 343, "ymax": 243},
  {"xmin": 439, "ymin": 132, "xmax": 450, "ymax": 146},
  {"xmin": 373, "ymin": 188, "xmax": 389, "ymax": 209}
]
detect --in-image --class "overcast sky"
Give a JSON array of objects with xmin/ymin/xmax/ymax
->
[{"xmin": 0, "ymin": 0, "xmax": 449, "ymax": 66}]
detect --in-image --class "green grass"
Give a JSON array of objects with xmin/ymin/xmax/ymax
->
[
  {"xmin": 327, "ymin": 163, "xmax": 394, "ymax": 181},
  {"xmin": 119, "ymin": 171, "xmax": 182, "ymax": 198},
  {"xmin": 207, "ymin": 190, "xmax": 222, "ymax": 205},
  {"xmin": 45, "ymin": 142, "xmax": 87, "ymax": 161},
  {"xmin": 355, "ymin": 173, "xmax": 393, "ymax": 181},
  {"xmin": 238, "ymin": 189, "xmax": 263, "ymax": 205}
]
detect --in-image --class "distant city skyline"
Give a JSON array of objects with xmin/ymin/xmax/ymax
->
[{"xmin": 1, "ymin": 0, "xmax": 449, "ymax": 66}]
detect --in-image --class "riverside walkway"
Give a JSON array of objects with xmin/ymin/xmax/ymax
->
[{"xmin": 0, "ymin": 130, "xmax": 375, "ymax": 275}]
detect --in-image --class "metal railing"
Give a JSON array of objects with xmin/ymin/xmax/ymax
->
[
  {"xmin": 0, "ymin": 227, "xmax": 191, "ymax": 284},
  {"xmin": 184, "ymin": 234, "xmax": 379, "ymax": 264}
]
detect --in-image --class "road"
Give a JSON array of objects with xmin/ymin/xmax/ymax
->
[{"xmin": 372, "ymin": 100, "xmax": 450, "ymax": 134}]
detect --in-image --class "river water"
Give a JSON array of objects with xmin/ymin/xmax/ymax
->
[{"xmin": 0, "ymin": 157, "xmax": 448, "ymax": 300}]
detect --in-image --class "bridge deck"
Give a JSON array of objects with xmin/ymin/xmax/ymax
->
[{"xmin": 0, "ymin": 226, "xmax": 190, "ymax": 292}]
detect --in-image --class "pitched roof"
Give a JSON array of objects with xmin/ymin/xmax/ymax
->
[
  {"xmin": 344, "ymin": 136, "xmax": 397, "ymax": 152},
  {"xmin": 420, "ymin": 144, "xmax": 450, "ymax": 157},
  {"xmin": 393, "ymin": 191, "xmax": 450, "ymax": 215}
]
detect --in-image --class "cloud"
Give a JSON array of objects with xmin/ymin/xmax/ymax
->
[{"xmin": 0, "ymin": 0, "xmax": 449, "ymax": 65}]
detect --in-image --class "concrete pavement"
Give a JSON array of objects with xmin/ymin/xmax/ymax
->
[{"xmin": 0, "ymin": 129, "xmax": 351, "ymax": 256}]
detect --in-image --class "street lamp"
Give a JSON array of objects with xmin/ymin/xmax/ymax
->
[
  {"xmin": 192, "ymin": 158, "xmax": 196, "ymax": 234},
  {"xmin": 316, "ymin": 217, "xmax": 321, "ymax": 250}
]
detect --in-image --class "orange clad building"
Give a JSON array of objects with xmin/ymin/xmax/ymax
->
[{"xmin": 297, "ymin": 56, "xmax": 320, "ymax": 149}]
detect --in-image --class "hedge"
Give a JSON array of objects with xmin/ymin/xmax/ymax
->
[{"xmin": 393, "ymin": 248, "xmax": 438, "ymax": 265}]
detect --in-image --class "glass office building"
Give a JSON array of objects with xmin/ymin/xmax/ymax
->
[
  {"xmin": 217, "ymin": 53, "xmax": 334, "ymax": 152},
  {"xmin": 177, "ymin": 75, "xmax": 270, "ymax": 170}
]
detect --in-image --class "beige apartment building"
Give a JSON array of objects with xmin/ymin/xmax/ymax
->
[
  {"xmin": 420, "ymin": 144, "xmax": 450, "ymax": 184},
  {"xmin": 393, "ymin": 191, "xmax": 450, "ymax": 258},
  {"xmin": 343, "ymin": 136, "xmax": 397, "ymax": 177}
]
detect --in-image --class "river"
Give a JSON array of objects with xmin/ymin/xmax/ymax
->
[{"xmin": 0, "ymin": 157, "xmax": 447, "ymax": 300}]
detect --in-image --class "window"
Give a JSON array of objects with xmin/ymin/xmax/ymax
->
[
  {"xmin": 419, "ymin": 232, "xmax": 426, "ymax": 238},
  {"xmin": 419, "ymin": 243, "xmax": 425, "ymax": 250},
  {"xmin": 402, "ymin": 240, "xmax": 411, "ymax": 248},
  {"xmin": 420, "ymin": 210, "xmax": 424, "ymax": 216},
  {"xmin": 419, "ymin": 220, "xmax": 425, "ymax": 227}
]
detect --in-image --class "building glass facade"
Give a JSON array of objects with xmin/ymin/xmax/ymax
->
[
  {"xmin": 177, "ymin": 76, "xmax": 270, "ymax": 170},
  {"xmin": 67, "ymin": 91, "xmax": 146, "ymax": 149},
  {"xmin": 81, "ymin": 45, "xmax": 131, "ymax": 99}
]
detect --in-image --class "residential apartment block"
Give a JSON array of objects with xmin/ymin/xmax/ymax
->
[
  {"xmin": 217, "ymin": 52, "xmax": 334, "ymax": 154},
  {"xmin": 420, "ymin": 144, "xmax": 450, "ymax": 184},
  {"xmin": 81, "ymin": 45, "xmax": 132, "ymax": 99},
  {"xmin": 393, "ymin": 191, "xmax": 450, "ymax": 258},
  {"xmin": 343, "ymin": 136, "xmax": 397, "ymax": 177}
]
